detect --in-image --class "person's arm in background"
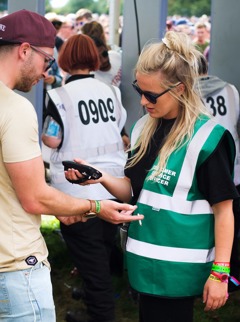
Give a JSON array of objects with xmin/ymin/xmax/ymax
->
[
  {"xmin": 42, "ymin": 97, "xmax": 63, "ymax": 149},
  {"xmin": 42, "ymin": 115, "xmax": 62, "ymax": 149},
  {"xmin": 121, "ymin": 127, "xmax": 130, "ymax": 151},
  {"xmin": 45, "ymin": 61, "xmax": 63, "ymax": 89},
  {"xmin": 44, "ymin": 47, "xmax": 63, "ymax": 89},
  {"xmin": 236, "ymin": 96, "xmax": 240, "ymax": 138}
]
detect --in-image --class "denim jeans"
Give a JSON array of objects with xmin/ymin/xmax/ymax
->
[{"xmin": 0, "ymin": 262, "xmax": 56, "ymax": 321}]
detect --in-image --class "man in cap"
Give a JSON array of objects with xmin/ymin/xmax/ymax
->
[{"xmin": 0, "ymin": 9, "xmax": 142, "ymax": 322}]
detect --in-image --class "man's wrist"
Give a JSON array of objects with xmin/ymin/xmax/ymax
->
[{"xmin": 83, "ymin": 199, "xmax": 101, "ymax": 218}]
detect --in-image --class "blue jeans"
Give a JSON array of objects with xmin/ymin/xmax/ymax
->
[{"xmin": 0, "ymin": 262, "xmax": 56, "ymax": 322}]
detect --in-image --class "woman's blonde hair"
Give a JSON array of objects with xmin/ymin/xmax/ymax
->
[{"xmin": 127, "ymin": 31, "xmax": 209, "ymax": 174}]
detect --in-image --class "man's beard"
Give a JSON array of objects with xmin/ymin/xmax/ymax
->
[{"xmin": 15, "ymin": 57, "xmax": 40, "ymax": 92}]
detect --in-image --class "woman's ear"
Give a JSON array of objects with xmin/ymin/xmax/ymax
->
[{"xmin": 176, "ymin": 82, "xmax": 185, "ymax": 96}]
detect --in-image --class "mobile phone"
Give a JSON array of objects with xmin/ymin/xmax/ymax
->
[{"xmin": 62, "ymin": 161, "xmax": 102, "ymax": 184}]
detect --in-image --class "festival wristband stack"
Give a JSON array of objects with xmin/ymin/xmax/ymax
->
[{"xmin": 210, "ymin": 261, "xmax": 240, "ymax": 286}]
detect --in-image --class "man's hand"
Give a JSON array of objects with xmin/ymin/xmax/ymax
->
[
  {"xmin": 57, "ymin": 201, "xmax": 144, "ymax": 226},
  {"xmin": 56, "ymin": 215, "xmax": 87, "ymax": 225},
  {"xmin": 97, "ymin": 201, "xmax": 143, "ymax": 224}
]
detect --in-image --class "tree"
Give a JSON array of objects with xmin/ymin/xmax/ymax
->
[
  {"xmin": 45, "ymin": 0, "xmax": 123, "ymax": 16},
  {"xmin": 168, "ymin": 0, "xmax": 211, "ymax": 17},
  {"xmin": 45, "ymin": 0, "xmax": 52, "ymax": 13},
  {"xmin": 52, "ymin": 0, "xmax": 111, "ymax": 15}
]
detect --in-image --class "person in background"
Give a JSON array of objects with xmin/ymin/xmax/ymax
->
[
  {"xmin": 0, "ymin": 10, "xmax": 142, "ymax": 322},
  {"xmin": 56, "ymin": 16, "xmax": 76, "ymax": 47},
  {"xmin": 81, "ymin": 21, "xmax": 122, "ymax": 87},
  {"xmin": 197, "ymin": 55, "xmax": 240, "ymax": 293},
  {"xmin": 173, "ymin": 18, "xmax": 194, "ymax": 39},
  {"xmin": 193, "ymin": 22, "xmax": 210, "ymax": 54},
  {"xmin": 65, "ymin": 31, "xmax": 239, "ymax": 322},
  {"xmin": 81, "ymin": 21, "xmax": 129, "ymax": 149},
  {"xmin": 43, "ymin": 47, "xmax": 63, "ymax": 121},
  {"xmin": 42, "ymin": 34, "xmax": 129, "ymax": 322},
  {"xmin": 166, "ymin": 19, "xmax": 174, "ymax": 32},
  {"xmin": 45, "ymin": 12, "xmax": 64, "ymax": 51},
  {"xmin": 81, "ymin": 20, "xmax": 109, "ymax": 49},
  {"xmin": 75, "ymin": 8, "xmax": 93, "ymax": 32}
]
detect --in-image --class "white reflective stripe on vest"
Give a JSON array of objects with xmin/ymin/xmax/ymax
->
[
  {"xmin": 173, "ymin": 119, "xmax": 216, "ymax": 199},
  {"xmin": 127, "ymin": 237, "xmax": 215, "ymax": 263},
  {"xmin": 138, "ymin": 189, "xmax": 212, "ymax": 214},
  {"xmin": 138, "ymin": 119, "xmax": 216, "ymax": 214}
]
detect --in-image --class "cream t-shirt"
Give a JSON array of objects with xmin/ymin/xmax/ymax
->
[{"xmin": 0, "ymin": 81, "xmax": 49, "ymax": 272}]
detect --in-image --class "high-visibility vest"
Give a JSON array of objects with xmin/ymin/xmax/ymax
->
[{"xmin": 126, "ymin": 115, "xmax": 235, "ymax": 297}]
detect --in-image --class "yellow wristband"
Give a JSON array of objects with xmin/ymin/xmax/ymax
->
[{"xmin": 209, "ymin": 274, "xmax": 221, "ymax": 282}]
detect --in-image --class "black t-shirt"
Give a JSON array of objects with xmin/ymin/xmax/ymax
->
[{"xmin": 125, "ymin": 118, "xmax": 239, "ymax": 206}]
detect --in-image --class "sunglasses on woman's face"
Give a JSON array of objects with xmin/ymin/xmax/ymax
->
[{"xmin": 132, "ymin": 80, "xmax": 181, "ymax": 104}]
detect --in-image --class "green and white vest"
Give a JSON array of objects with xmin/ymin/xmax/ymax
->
[{"xmin": 126, "ymin": 115, "xmax": 235, "ymax": 297}]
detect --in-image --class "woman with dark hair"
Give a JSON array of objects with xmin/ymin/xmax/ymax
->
[{"xmin": 81, "ymin": 20, "xmax": 122, "ymax": 87}]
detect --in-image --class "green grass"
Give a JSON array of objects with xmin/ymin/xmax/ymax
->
[{"xmin": 41, "ymin": 217, "xmax": 240, "ymax": 322}]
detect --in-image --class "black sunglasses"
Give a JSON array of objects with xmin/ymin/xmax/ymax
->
[{"xmin": 132, "ymin": 80, "xmax": 181, "ymax": 104}]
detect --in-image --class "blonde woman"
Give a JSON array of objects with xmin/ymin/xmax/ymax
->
[{"xmin": 65, "ymin": 31, "xmax": 239, "ymax": 322}]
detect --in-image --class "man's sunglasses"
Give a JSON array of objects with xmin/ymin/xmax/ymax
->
[
  {"xmin": 132, "ymin": 80, "xmax": 181, "ymax": 104},
  {"xmin": 30, "ymin": 45, "xmax": 55, "ymax": 72}
]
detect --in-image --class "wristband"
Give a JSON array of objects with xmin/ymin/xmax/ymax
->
[
  {"xmin": 229, "ymin": 275, "xmax": 240, "ymax": 286},
  {"xmin": 213, "ymin": 262, "xmax": 230, "ymax": 267},
  {"xmin": 212, "ymin": 264, "xmax": 230, "ymax": 274},
  {"xmin": 95, "ymin": 200, "xmax": 101, "ymax": 213},
  {"xmin": 83, "ymin": 200, "xmax": 101, "ymax": 218},
  {"xmin": 211, "ymin": 271, "xmax": 229, "ymax": 283},
  {"xmin": 209, "ymin": 274, "xmax": 221, "ymax": 282}
]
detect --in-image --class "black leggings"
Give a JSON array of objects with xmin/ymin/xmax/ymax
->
[{"xmin": 139, "ymin": 294, "xmax": 195, "ymax": 322}]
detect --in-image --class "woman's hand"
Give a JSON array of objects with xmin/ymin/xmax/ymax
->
[
  {"xmin": 64, "ymin": 158, "xmax": 103, "ymax": 185},
  {"xmin": 203, "ymin": 277, "xmax": 229, "ymax": 311},
  {"xmin": 64, "ymin": 158, "xmax": 133, "ymax": 203}
]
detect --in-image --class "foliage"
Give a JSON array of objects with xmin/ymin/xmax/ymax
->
[
  {"xmin": 0, "ymin": 0, "xmax": 7, "ymax": 11},
  {"xmin": 1, "ymin": 0, "xmax": 209, "ymax": 18},
  {"xmin": 45, "ymin": 0, "xmax": 210, "ymax": 17},
  {"xmin": 168, "ymin": 0, "xmax": 211, "ymax": 17},
  {"xmin": 41, "ymin": 215, "xmax": 60, "ymax": 232},
  {"xmin": 45, "ymin": 0, "xmax": 111, "ymax": 15},
  {"xmin": 45, "ymin": 0, "xmax": 52, "ymax": 13}
]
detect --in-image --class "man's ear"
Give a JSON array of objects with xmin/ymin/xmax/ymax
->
[{"xmin": 18, "ymin": 42, "xmax": 31, "ymax": 59}]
